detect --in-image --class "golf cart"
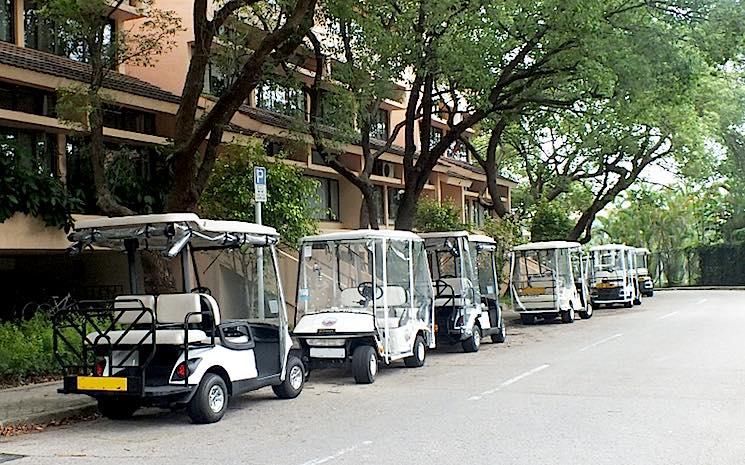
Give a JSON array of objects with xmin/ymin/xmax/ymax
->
[
  {"xmin": 510, "ymin": 241, "xmax": 592, "ymax": 324},
  {"xmin": 54, "ymin": 213, "xmax": 304, "ymax": 424},
  {"xmin": 293, "ymin": 230, "xmax": 435, "ymax": 384},
  {"xmin": 420, "ymin": 231, "xmax": 506, "ymax": 352},
  {"xmin": 634, "ymin": 247, "xmax": 655, "ymax": 297},
  {"xmin": 589, "ymin": 244, "xmax": 640, "ymax": 308}
]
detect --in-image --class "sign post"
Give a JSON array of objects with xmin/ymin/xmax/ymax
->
[{"xmin": 254, "ymin": 167, "xmax": 267, "ymax": 319}]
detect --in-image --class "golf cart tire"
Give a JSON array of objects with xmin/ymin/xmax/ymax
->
[
  {"xmin": 633, "ymin": 296, "xmax": 642, "ymax": 305},
  {"xmin": 273, "ymin": 356, "xmax": 305, "ymax": 399},
  {"xmin": 98, "ymin": 397, "xmax": 139, "ymax": 420},
  {"xmin": 491, "ymin": 320, "xmax": 507, "ymax": 343},
  {"xmin": 560, "ymin": 310, "xmax": 574, "ymax": 324},
  {"xmin": 187, "ymin": 373, "xmax": 229, "ymax": 424},
  {"xmin": 646, "ymin": 291, "xmax": 654, "ymax": 297},
  {"xmin": 579, "ymin": 306, "xmax": 593, "ymax": 320},
  {"xmin": 520, "ymin": 314, "xmax": 536, "ymax": 325},
  {"xmin": 462, "ymin": 325, "xmax": 481, "ymax": 353},
  {"xmin": 352, "ymin": 345, "xmax": 377, "ymax": 384},
  {"xmin": 404, "ymin": 334, "xmax": 427, "ymax": 367},
  {"xmin": 591, "ymin": 302, "xmax": 600, "ymax": 310},
  {"xmin": 624, "ymin": 301, "xmax": 633, "ymax": 308}
]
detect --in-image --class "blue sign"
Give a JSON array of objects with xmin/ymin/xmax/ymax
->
[{"xmin": 254, "ymin": 166, "xmax": 267, "ymax": 202}]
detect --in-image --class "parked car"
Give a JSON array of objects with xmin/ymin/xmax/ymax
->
[
  {"xmin": 421, "ymin": 231, "xmax": 506, "ymax": 352},
  {"xmin": 510, "ymin": 241, "xmax": 592, "ymax": 324},
  {"xmin": 293, "ymin": 230, "xmax": 435, "ymax": 384},
  {"xmin": 54, "ymin": 213, "xmax": 304, "ymax": 424}
]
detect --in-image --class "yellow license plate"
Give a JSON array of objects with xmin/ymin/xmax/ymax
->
[
  {"xmin": 596, "ymin": 282, "xmax": 615, "ymax": 289},
  {"xmin": 521, "ymin": 287, "xmax": 545, "ymax": 295},
  {"xmin": 77, "ymin": 376, "xmax": 128, "ymax": 392}
]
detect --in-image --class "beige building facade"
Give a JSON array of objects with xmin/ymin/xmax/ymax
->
[{"xmin": 0, "ymin": 1, "xmax": 515, "ymax": 315}]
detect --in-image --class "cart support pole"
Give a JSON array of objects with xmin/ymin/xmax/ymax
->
[{"xmin": 124, "ymin": 238, "xmax": 139, "ymax": 294}]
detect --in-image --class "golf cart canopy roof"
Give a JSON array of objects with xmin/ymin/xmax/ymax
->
[
  {"xmin": 69, "ymin": 213, "xmax": 279, "ymax": 256},
  {"xmin": 513, "ymin": 241, "xmax": 581, "ymax": 252},
  {"xmin": 301, "ymin": 229, "xmax": 422, "ymax": 243},
  {"xmin": 590, "ymin": 244, "xmax": 632, "ymax": 252},
  {"xmin": 635, "ymin": 247, "xmax": 651, "ymax": 254},
  {"xmin": 419, "ymin": 231, "xmax": 496, "ymax": 245}
]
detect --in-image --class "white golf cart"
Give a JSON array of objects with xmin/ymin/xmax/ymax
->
[
  {"xmin": 634, "ymin": 247, "xmax": 655, "ymax": 297},
  {"xmin": 510, "ymin": 241, "xmax": 592, "ymax": 324},
  {"xmin": 293, "ymin": 230, "xmax": 435, "ymax": 384},
  {"xmin": 420, "ymin": 231, "xmax": 506, "ymax": 352},
  {"xmin": 54, "ymin": 214, "xmax": 304, "ymax": 424},
  {"xmin": 589, "ymin": 244, "xmax": 640, "ymax": 309}
]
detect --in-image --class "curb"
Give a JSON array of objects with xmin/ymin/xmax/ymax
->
[{"xmin": 0, "ymin": 402, "xmax": 97, "ymax": 429}]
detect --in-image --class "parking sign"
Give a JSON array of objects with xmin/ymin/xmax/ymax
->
[{"xmin": 254, "ymin": 166, "xmax": 267, "ymax": 203}]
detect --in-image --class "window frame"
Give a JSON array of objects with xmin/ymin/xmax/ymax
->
[{"xmin": 308, "ymin": 175, "xmax": 340, "ymax": 222}]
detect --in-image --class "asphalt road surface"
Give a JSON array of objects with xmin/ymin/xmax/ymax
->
[{"xmin": 2, "ymin": 290, "xmax": 744, "ymax": 465}]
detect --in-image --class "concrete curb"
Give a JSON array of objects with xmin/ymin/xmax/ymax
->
[{"xmin": 0, "ymin": 403, "xmax": 97, "ymax": 429}]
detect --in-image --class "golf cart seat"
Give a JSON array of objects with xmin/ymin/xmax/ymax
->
[
  {"xmin": 434, "ymin": 278, "xmax": 472, "ymax": 307},
  {"xmin": 374, "ymin": 286, "xmax": 409, "ymax": 328},
  {"xmin": 86, "ymin": 293, "xmax": 218, "ymax": 346}
]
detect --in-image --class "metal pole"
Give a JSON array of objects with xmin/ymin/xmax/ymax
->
[{"xmin": 256, "ymin": 202, "xmax": 265, "ymax": 319}]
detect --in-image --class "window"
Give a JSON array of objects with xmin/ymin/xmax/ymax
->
[
  {"xmin": 0, "ymin": 126, "xmax": 58, "ymax": 174},
  {"xmin": 0, "ymin": 0, "xmax": 13, "ymax": 43},
  {"xmin": 25, "ymin": 1, "xmax": 115, "ymax": 63},
  {"xmin": 203, "ymin": 60, "xmax": 232, "ymax": 97},
  {"xmin": 102, "ymin": 105, "xmax": 156, "ymax": 135},
  {"xmin": 0, "ymin": 81, "xmax": 56, "ymax": 117},
  {"xmin": 370, "ymin": 108, "xmax": 389, "ymax": 140},
  {"xmin": 447, "ymin": 140, "xmax": 469, "ymax": 162},
  {"xmin": 264, "ymin": 140, "xmax": 285, "ymax": 158},
  {"xmin": 308, "ymin": 176, "xmax": 340, "ymax": 221},
  {"xmin": 467, "ymin": 199, "xmax": 487, "ymax": 227},
  {"xmin": 387, "ymin": 186, "xmax": 401, "ymax": 221},
  {"xmin": 256, "ymin": 81, "xmax": 305, "ymax": 117},
  {"xmin": 430, "ymin": 126, "xmax": 443, "ymax": 145}
]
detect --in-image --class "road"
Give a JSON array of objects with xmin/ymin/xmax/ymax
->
[{"xmin": 2, "ymin": 290, "xmax": 745, "ymax": 465}]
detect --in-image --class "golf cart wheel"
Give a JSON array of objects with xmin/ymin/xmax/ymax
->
[
  {"xmin": 624, "ymin": 301, "xmax": 633, "ymax": 308},
  {"xmin": 491, "ymin": 320, "xmax": 507, "ymax": 343},
  {"xmin": 579, "ymin": 304, "xmax": 593, "ymax": 320},
  {"xmin": 560, "ymin": 309, "xmax": 574, "ymax": 324},
  {"xmin": 98, "ymin": 397, "xmax": 139, "ymax": 420},
  {"xmin": 273, "ymin": 355, "xmax": 305, "ymax": 399},
  {"xmin": 633, "ymin": 296, "xmax": 642, "ymax": 305},
  {"xmin": 352, "ymin": 345, "xmax": 377, "ymax": 384},
  {"xmin": 187, "ymin": 373, "xmax": 228, "ymax": 424},
  {"xmin": 462, "ymin": 325, "xmax": 481, "ymax": 353},
  {"xmin": 647, "ymin": 290, "xmax": 654, "ymax": 297},
  {"xmin": 404, "ymin": 335, "xmax": 427, "ymax": 367},
  {"xmin": 520, "ymin": 314, "xmax": 536, "ymax": 325},
  {"xmin": 591, "ymin": 302, "xmax": 600, "ymax": 310}
]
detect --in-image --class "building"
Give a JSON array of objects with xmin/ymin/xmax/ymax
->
[{"xmin": 0, "ymin": 0, "xmax": 515, "ymax": 316}]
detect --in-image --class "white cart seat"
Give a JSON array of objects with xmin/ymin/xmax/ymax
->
[{"xmin": 86, "ymin": 329, "xmax": 210, "ymax": 345}]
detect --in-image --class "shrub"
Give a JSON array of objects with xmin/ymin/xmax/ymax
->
[
  {"xmin": 0, "ymin": 314, "xmax": 63, "ymax": 383},
  {"xmin": 413, "ymin": 198, "xmax": 470, "ymax": 232}
]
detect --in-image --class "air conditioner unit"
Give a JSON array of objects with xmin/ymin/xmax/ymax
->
[{"xmin": 381, "ymin": 162, "xmax": 395, "ymax": 178}]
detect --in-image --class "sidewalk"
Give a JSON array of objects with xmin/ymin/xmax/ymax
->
[{"xmin": 0, "ymin": 381, "xmax": 96, "ymax": 428}]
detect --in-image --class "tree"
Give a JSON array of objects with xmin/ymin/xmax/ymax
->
[
  {"xmin": 43, "ymin": 0, "xmax": 181, "ymax": 216},
  {"xmin": 413, "ymin": 198, "xmax": 469, "ymax": 233},
  {"xmin": 529, "ymin": 201, "xmax": 574, "ymax": 242},
  {"xmin": 199, "ymin": 141, "xmax": 320, "ymax": 246}
]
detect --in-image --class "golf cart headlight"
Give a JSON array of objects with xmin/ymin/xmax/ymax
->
[{"xmin": 306, "ymin": 338, "xmax": 345, "ymax": 347}]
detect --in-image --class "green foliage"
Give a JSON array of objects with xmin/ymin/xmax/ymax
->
[
  {"xmin": 199, "ymin": 141, "xmax": 320, "ymax": 246},
  {"xmin": 530, "ymin": 201, "xmax": 574, "ymax": 242},
  {"xmin": 0, "ymin": 146, "xmax": 81, "ymax": 231},
  {"xmin": 0, "ymin": 314, "xmax": 68, "ymax": 382},
  {"xmin": 413, "ymin": 198, "xmax": 470, "ymax": 233}
]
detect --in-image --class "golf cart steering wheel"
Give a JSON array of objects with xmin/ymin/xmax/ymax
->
[
  {"xmin": 357, "ymin": 282, "xmax": 384, "ymax": 302},
  {"xmin": 190, "ymin": 286, "xmax": 212, "ymax": 295}
]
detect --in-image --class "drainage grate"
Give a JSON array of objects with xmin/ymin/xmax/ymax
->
[{"xmin": 0, "ymin": 454, "xmax": 24, "ymax": 463}]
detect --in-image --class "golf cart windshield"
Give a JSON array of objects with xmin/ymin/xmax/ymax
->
[
  {"xmin": 475, "ymin": 244, "xmax": 498, "ymax": 298},
  {"xmin": 297, "ymin": 237, "xmax": 433, "ymax": 320},
  {"xmin": 512, "ymin": 248, "xmax": 573, "ymax": 293},
  {"xmin": 594, "ymin": 250, "xmax": 624, "ymax": 272}
]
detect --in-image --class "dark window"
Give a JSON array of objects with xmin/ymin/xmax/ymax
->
[
  {"xmin": 375, "ymin": 185, "xmax": 385, "ymax": 224},
  {"xmin": 102, "ymin": 105, "xmax": 156, "ymax": 135},
  {"xmin": 0, "ymin": 81, "xmax": 56, "ymax": 117},
  {"xmin": 0, "ymin": 126, "xmax": 58, "ymax": 174},
  {"xmin": 203, "ymin": 60, "xmax": 231, "ymax": 97},
  {"xmin": 387, "ymin": 186, "xmax": 401, "ymax": 221},
  {"xmin": 0, "ymin": 0, "xmax": 13, "ymax": 43},
  {"xmin": 311, "ymin": 148, "xmax": 326, "ymax": 165},
  {"xmin": 263, "ymin": 140, "xmax": 285, "ymax": 158},
  {"xmin": 256, "ymin": 81, "xmax": 305, "ymax": 117},
  {"xmin": 308, "ymin": 176, "xmax": 339, "ymax": 221},
  {"xmin": 24, "ymin": 1, "xmax": 114, "ymax": 63},
  {"xmin": 467, "ymin": 199, "xmax": 486, "ymax": 227},
  {"xmin": 370, "ymin": 108, "xmax": 389, "ymax": 140}
]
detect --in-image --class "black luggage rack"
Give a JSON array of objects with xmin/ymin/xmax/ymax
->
[{"xmin": 53, "ymin": 298, "xmax": 157, "ymax": 395}]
